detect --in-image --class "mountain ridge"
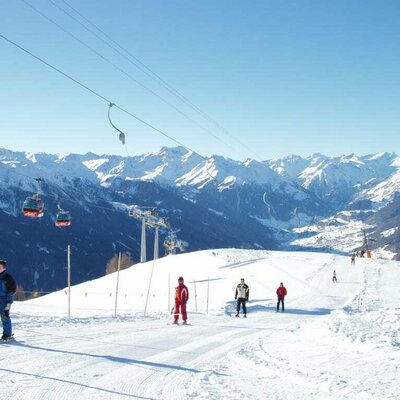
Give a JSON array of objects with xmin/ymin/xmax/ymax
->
[{"xmin": 1, "ymin": 146, "xmax": 399, "ymax": 292}]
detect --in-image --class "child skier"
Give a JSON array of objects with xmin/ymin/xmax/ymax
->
[{"xmin": 173, "ymin": 277, "xmax": 189, "ymax": 325}]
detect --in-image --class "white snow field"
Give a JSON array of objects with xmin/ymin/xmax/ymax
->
[{"xmin": 1, "ymin": 249, "xmax": 399, "ymax": 400}]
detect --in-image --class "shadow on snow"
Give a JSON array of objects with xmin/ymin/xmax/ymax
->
[
  {"xmin": 0, "ymin": 367, "xmax": 155, "ymax": 400},
  {"xmin": 7, "ymin": 342, "xmax": 201, "ymax": 373},
  {"xmin": 225, "ymin": 300, "xmax": 332, "ymax": 316}
]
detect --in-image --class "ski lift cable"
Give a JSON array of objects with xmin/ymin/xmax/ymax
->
[
  {"xmin": 0, "ymin": 32, "xmax": 203, "ymax": 158},
  {"xmin": 18, "ymin": 0, "xmax": 146, "ymax": 154},
  {"xmin": 112, "ymin": 104, "xmax": 197, "ymax": 153},
  {"xmin": 51, "ymin": 0, "xmax": 248, "ymax": 156},
  {"xmin": 26, "ymin": 0, "xmax": 242, "ymax": 158},
  {"xmin": 0, "ymin": 34, "xmax": 110, "ymax": 103},
  {"xmin": 57, "ymin": 0, "xmax": 201, "ymax": 105},
  {"xmin": 0, "ymin": 33, "xmax": 197, "ymax": 154},
  {"xmin": 1, "ymin": 33, "xmax": 228, "ymax": 188},
  {"xmin": 59, "ymin": 0, "xmax": 265, "ymax": 162},
  {"xmin": 17, "ymin": 1, "xmax": 269, "ymax": 168}
]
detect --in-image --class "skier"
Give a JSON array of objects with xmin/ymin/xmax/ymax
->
[
  {"xmin": 332, "ymin": 270, "xmax": 337, "ymax": 283},
  {"xmin": 276, "ymin": 282, "xmax": 287, "ymax": 312},
  {"xmin": 173, "ymin": 276, "xmax": 189, "ymax": 325},
  {"xmin": 351, "ymin": 253, "xmax": 356, "ymax": 265},
  {"xmin": 235, "ymin": 278, "xmax": 249, "ymax": 317},
  {"xmin": 0, "ymin": 260, "xmax": 16, "ymax": 341}
]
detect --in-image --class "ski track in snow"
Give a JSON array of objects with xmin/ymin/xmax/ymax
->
[
  {"xmin": 1, "ymin": 250, "xmax": 399, "ymax": 399},
  {"xmin": 189, "ymin": 258, "xmax": 400, "ymax": 400}
]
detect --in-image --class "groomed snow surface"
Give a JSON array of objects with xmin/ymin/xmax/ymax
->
[{"xmin": 2, "ymin": 249, "xmax": 399, "ymax": 399}]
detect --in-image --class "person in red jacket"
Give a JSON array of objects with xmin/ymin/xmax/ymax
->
[
  {"xmin": 276, "ymin": 282, "xmax": 287, "ymax": 312},
  {"xmin": 173, "ymin": 276, "xmax": 189, "ymax": 324}
]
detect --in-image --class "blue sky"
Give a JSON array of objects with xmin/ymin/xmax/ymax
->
[{"xmin": 1, "ymin": 0, "xmax": 399, "ymax": 160}]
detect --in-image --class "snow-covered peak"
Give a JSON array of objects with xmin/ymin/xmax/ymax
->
[
  {"xmin": 278, "ymin": 151, "xmax": 400, "ymax": 203},
  {"xmin": 309, "ymin": 152, "xmax": 327, "ymax": 159},
  {"xmin": 269, "ymin": 154, "xmax": 309, "ymax": 179},
  {"xmin": 1, "ymin": 147, "xmax": 399, "ymax": 211},
  {"xmin": 363, "ymin": 151, "xmax": 397, "ymax": 161},
  {"xmin": 360, "ymin": 152, "xmax": 399, "ymax": 175},
  {"xmin": 158, "ymin": 146, "xmax": 192, "ymax": 159},
  {"xmin": 82, "ymin": 158, "xmax": 110, "ymax": 171},
  {"xmin": 358, "ymin": 168, "xmax": 400, "ymax": 203},
  {"xmin": 339, "ymin": 153, "xmax": 364, "ymax": 164},
  {"xmin": 298, "ymin": 157, "xmax": 374, "ymax": 200},
  {"xmin": 391, "ymin": 157, "xmax": 400, "ymax": 167}
]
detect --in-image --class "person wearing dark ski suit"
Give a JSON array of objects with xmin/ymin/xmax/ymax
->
[
  {"xmin": 173, "ymin": 277, "xmax": 189, "ymax": 324},
  {"xmin": 276, "ymin": 282, "xmax": 287, "ymax": 312},
  {"xmin": 235, "ymin": 278, "xmax": 249, "ymax": 317},
  {"xmin": 0, "ymin": 260, "xmax": 16, "ymax": 341}
]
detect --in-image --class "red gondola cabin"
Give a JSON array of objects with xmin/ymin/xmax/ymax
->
[
  {"xmin": 56, "ymin": 211, "xmax": 72, "ymax": 227},
  {"xmin": 22, "ymin": 195, "xmax": 44, "ymax": 218}
]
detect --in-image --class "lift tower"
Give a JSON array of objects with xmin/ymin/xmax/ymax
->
[{"xmin": 129, "ymin": 207, "xmax": 169, "ymax": 262}]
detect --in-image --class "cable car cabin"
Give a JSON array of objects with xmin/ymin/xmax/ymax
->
[
  {"xmin": 56, "ymin": 211, "xmax": 72, "ymax": 227},
  {"xmin": 22, "ymin": 196, "xmax": 44, "ymax": 218}
]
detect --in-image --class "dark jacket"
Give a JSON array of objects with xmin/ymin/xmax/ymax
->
[
  {"xmin": 0, "ymin": 270, "xmax": 16, "ymax": 303},
  {"xmin": 235, "ymin": 283, "xmax": 249, "ymax": 301}
]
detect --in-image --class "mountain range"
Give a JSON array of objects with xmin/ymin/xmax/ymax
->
[{"xmin": 1, "ymin": 147, "xmax": 399, "ymax": 292}]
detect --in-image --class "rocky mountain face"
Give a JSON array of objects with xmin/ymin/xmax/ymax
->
[{"xmin": 1, "ymin": 147, "xmax": 399, "ymax": 292}]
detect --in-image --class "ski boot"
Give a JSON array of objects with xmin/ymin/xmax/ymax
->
[{"xmin": 1, "ymin": 334, "xmax": 15, "ymax": 342}]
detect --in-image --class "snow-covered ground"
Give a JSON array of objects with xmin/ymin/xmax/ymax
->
[{"xmin": 1, "ymin": 249, "xmax": 399, "ymax": 399}]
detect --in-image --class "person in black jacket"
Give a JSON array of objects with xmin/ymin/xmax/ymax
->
[
  {"xmin": 0, "ymin": 260, "xmax": 17, "ymax": 341},
  {"xmin": 234, "ymin": 278, "xmax": 249, "ymax": 318}
]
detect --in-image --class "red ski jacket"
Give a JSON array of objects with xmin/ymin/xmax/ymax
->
[
  {"xmin": 276, "ymin": 286, "xmax": 287, "ymax": 298},
  {"xmin": 175, "ymin": 284, "xmax": 189, "ymax": 303}
]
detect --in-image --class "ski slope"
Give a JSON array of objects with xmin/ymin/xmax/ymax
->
[{"xmin": 1, "ymin": 249, "xmax": 399, "ymax": 399}]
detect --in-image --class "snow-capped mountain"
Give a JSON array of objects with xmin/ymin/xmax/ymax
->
[
  {"xmin": 1, "ymin": 146, "xmax": 400, "ymax": 293},
  {"xmin": 270, "ymin": 151, "xmax": 399, "ymax": 208}
]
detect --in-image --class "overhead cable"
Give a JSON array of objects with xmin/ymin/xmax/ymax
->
[
  {"xmin": 50, "ymin": 0, "xmax": 263, "ymax": 161},
  {"xmin": 37, "ymin": 0, "xmax": 242, "ymax": 157}
]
